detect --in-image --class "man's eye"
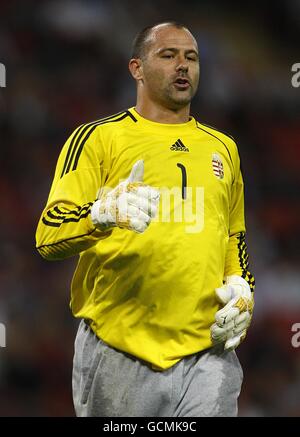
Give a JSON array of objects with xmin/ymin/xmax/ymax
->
[
  {"xmin": 187, "ymin": 57, "xmax": 197, "ymax": 61},
  {"xmin": 162, "ymin": 55, "xmax": 173, "ymax": 58}
]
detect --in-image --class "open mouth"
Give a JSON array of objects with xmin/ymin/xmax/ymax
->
[{"xmin": 174, "ymin": 78, "xmax": 190, "ymax": 89}]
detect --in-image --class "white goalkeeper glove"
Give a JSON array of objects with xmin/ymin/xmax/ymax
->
[
  {"xmin": 90, "ymin": 160, "xmax": 160, "ymax": 234},
  {"xmin": 210, "ymin": 275, "xmax": 254, "ymax": 351}
]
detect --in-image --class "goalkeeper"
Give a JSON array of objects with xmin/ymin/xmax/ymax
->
[{"xmin": 36, "ymin": 21, "xmax": 255, "ymax": 417}]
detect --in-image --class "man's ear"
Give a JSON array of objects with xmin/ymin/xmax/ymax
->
[{"xmin": 129, "ymin": 58, "xmax": 144, "ymax": 81}]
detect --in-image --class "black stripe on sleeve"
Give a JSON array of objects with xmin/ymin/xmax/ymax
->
[
  {"xmin": 54, "ymin": 204, "xmax": 92, "ymax": 217},
  {"xmin": 197, "ymin": 121, "xmax": 236, "ymax": 143},
  {"xmin": 237, "ymin": 232, "xmax": 255, "ymax": 292},
  {"xmin": 196, "ymin": 123, "xmax": 233, "ymax": 168},
  {"xmin": 36, "ymin": 228, "xmax": 101, "ymax": 259},
  {"xmin": 65, "ymin": 124, "xmax": 97, "ymax": 175},
  {"xmin": 60, "ymin": 124, "xmax": 84, "ymax": 178},
  {"xmin": 71, "ymin": 112, "xmax": 130, "ymax": 173},
  {"xmin": 37, "ymin": 228, "xmax": 98, "ymax": 250},
  {"xmin": 46, "ymin": 210, "xmax": 66, "ymax": 220},
  {"xmin": 42, "ymin": 210, "xmax": 91, "ymax": 227},
  {"xmin": 66, "ymin": 112, "xmax": 126, "ymax": 175},
  {"xmin": 46, "ymin": 207, "xmax": 91, "ymax": 222},
  {"xmin": 42, "ymin": 217, "xmax": 61, "ymax": 227},
  {"xmin": 42, "ymin": 202, "xmax": 93, "ymax": 228},
  {"xmin": 60, "ymin": 111, "xmax": 126, "ymax": 179},
  {"xmin": 61, "ymin": 210, "xmax": 91, "ymax": 223}
]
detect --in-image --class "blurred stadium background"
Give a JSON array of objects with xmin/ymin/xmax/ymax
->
[{"xmin": 0, "ymin": 0, "xmax": 299, "ymax": 416}]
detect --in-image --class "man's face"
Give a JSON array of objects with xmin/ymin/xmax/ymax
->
[{"xmin": 140, "ymin": 25, "xmax": 200, "ymax": 110}]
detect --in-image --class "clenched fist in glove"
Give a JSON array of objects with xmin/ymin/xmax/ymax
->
[
  {"xmin": 91, "ymin": 160, "xmax": 160, "ymax": 234},
  {"xmin": 210, "ymin": 275, "xmax": 254, "ymax": 351}
]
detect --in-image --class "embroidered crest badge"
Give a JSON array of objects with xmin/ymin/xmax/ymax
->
[{"xmin": 212, "ymin": 153, "xmax": 224, "ymax": 179}]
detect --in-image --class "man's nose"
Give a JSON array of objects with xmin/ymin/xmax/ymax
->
[{"xmin": 175, "ymin": 57, "xmax": 188, "ymax": 73}]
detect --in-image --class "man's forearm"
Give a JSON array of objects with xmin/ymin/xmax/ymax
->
[
  {"xmin": 36, "ymin": 201, "xmax": 111, "ymax": 260},
  {"xmin": 225, "ymin": 232, "xmax": 255, "ymax": 292}
]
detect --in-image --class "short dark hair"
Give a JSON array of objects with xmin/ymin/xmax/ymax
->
[{"xmin": 131, "ymin": 21, "xmax": 187, "ymax": 59}]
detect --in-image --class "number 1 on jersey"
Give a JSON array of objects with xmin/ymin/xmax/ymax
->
[{"xmin": 177, "ymin": 163, "xmax": 187, "ymax": 200}]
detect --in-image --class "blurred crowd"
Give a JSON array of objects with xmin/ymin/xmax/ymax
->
[{"xmin": 0, "ymin": 0, "xmax": 299, "ymax": 416}]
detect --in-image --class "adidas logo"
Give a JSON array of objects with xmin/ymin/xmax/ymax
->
[{"xmin": 170, "ymin": 139, "xmax": 189, "ymax": 152}]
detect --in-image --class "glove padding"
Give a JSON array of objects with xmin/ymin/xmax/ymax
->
[
  {"xmin": 210, "ymin": 275, "xmax": 254, "ymax": 351},
  {"xmin": 91, "ymin": 160, "xmax": 160, "ymax": 233}
]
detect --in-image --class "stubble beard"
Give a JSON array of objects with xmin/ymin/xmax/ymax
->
[
  {"xmin": 143, "ymin": 67, "xmax": 198, "ymax": 111},
  {"xmin": 163, "ymin": 83, "xmax": 195, "ymax": 110}
]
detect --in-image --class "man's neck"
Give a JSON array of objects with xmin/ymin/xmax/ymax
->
[{"xmin": 134, "ymin": 100, "xmax": 190, "ymax": 124}]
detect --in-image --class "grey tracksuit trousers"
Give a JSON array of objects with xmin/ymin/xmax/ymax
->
[{"xmin": 72, "ymin": 320, "xmax": 243, "ymax": 417}]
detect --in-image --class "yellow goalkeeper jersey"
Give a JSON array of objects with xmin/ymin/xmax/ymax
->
[{"xmin": 36, "ymin": 107, "xmax": 255, "ymax": 370}]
